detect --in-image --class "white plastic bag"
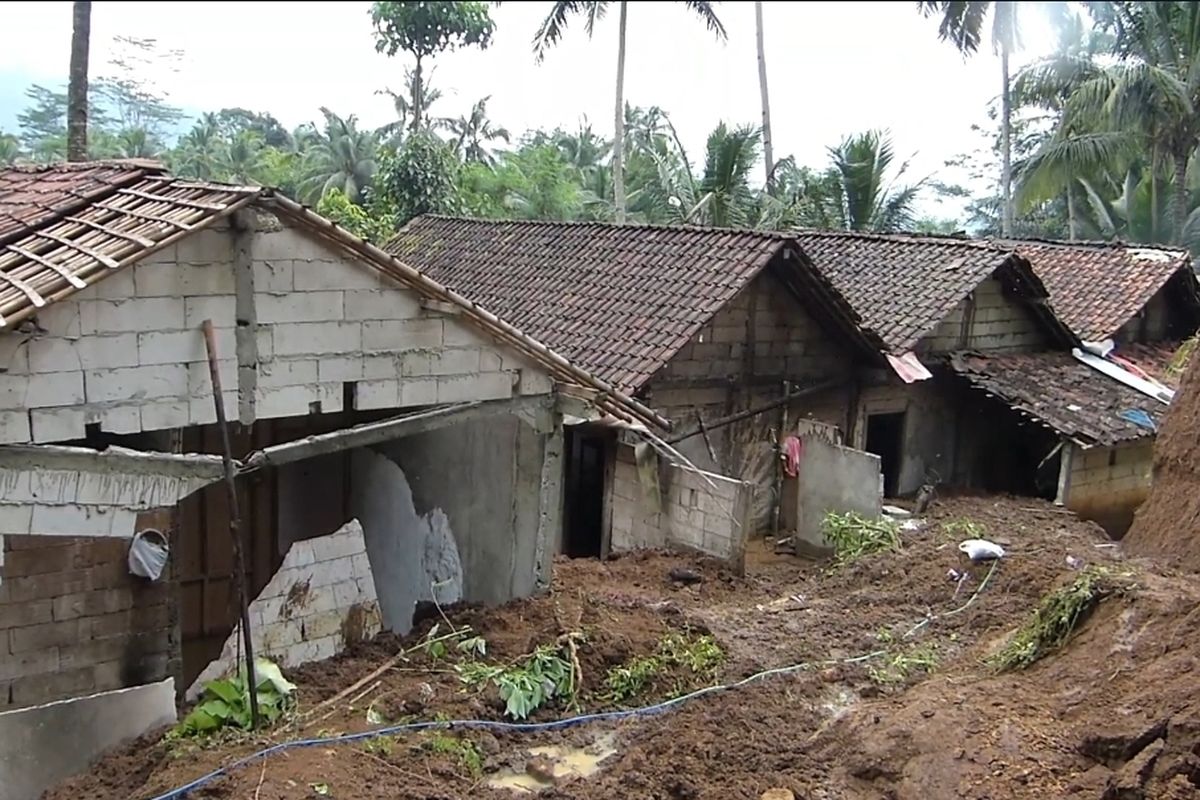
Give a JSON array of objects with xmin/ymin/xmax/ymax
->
[
  {"xmin": 958, "ymin": 538, "xmax": 1005, "ymax": 562},
  {"xmin": 128, "ymin": 528, "xmax": 170, "ymax": 581}
]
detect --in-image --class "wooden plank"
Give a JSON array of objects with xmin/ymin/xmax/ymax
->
[
  {"xmin": 29, "ymin": 232, "xmax": 120, "ymax": 269},
  {"xmin": 0, "ymin": 269, "xmax": 46, "ymax": 308},
  {"xmin": 93, "ymin": 202, "xmax": 196, "ymax": 231},
  {"xmin": 117, "ymin": 186, "xmax": 229, "ymax": 212},
  {"xmin": 64, "ymin": 215, "xmax": 156, "ymax": 247},
  {"xmin": 6, "ymin": 243, "xmax": 90, "ymax": 286}
]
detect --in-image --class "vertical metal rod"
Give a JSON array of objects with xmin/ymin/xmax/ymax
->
[{"xmin": 202, "ymin": 318, "xmax": 260, "ymax": 729}]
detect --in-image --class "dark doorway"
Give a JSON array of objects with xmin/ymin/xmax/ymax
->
[
  {"xmin": 865, "ymin": 411, "xmax": 905, "ymax": 497},
  {"xmin": 563, "ymin": 426, "xmax": 612, "ymax": 558}
]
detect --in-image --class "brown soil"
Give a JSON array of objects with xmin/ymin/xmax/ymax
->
[
  {"xmin": 45, "ymin": 495, "xmax": 1200, "ymax": 800},
  {"xmin": 1125, "ymin": 352, "xmax": 1200, "ymax": 570}
]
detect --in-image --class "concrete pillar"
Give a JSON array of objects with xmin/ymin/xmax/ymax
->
[{"xmin": 534, "ymin": 413, "xmax": 564, "ymax": 593}]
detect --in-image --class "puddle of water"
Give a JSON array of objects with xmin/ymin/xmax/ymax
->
[{"xmin": 486, "ymin": 734, "xmax": 618, "ymax": 794}]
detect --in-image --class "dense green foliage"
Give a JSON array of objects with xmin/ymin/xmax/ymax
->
[{"xmin": 8, "ymin": 2, "xmax": 1200, "ymax": 253}]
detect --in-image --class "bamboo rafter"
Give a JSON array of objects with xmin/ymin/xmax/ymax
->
[{"xmin": 0, "ymin": 176, "xmax": 260, "ymax": 328}]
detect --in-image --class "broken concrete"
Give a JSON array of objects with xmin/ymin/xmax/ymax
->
[
  {"xmin": 791, "ymin": 424, "xmax": 883, "ymax": 553},
  {"xmin": 0, "ymin": 678, "xmax": 176, "ymax": 800},
  {"xmin": 186, "ymin": 518, "xmax": 380, "ymax": 699}
]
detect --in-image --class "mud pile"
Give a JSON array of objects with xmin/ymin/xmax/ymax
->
[{"xmin": 1124, "ymin": 352, "xmax": 1200, "ymax": 570}]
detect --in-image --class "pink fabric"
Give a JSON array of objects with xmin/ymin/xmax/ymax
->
[{"xmin": 783, "ymin": 436, "xmax": 803, "ymax": 478}]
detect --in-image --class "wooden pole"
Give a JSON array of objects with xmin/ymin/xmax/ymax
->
[{"xmin": 202, "ymin": 319, "xmax": 260, "ymax": 729}]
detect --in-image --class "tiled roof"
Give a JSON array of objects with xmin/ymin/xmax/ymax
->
[
  {"xmin": 386, "ymin": 216, "xmax": 871, "ymax": 394},
  {"xmin": 947, "ymin": 350, "xmax": 1167, "ymax": 446},
  {"xmin": 1003, "ymin": 239, "xmax": 1197, "ymax": 340},
  {"xmin": 0, "ymin": 161, "xmax": 260, "ymax": 329},
  {"xmin": 793, "ymin": 230, "xmax": 1048, "ymax": 352}
]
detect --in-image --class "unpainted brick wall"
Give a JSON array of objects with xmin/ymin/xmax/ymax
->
[
  {"xmin": 920, "ymin": 277, "xmax": 1048, "ymax": 354},
  {"xmin": 185, "ymin": 518, "xmax": 380, "ymax": 698},
  {"xmin": 609, "ymin": 444, "xmax": 751, "ymax": 572},
  {"xmin": 0, "ymin": 215, "xmax": 554, "ymax": 446},
  {"xmin": 0, "ymin": 529, "xmax": 174, "ymax": 711}
]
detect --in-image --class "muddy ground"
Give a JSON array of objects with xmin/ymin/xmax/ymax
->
[{"xmin": 46, "ymin": 494, "xmax": 1200, "ymax": 800}]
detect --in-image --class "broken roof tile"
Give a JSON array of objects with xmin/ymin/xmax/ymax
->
[{"xmin": 948, "ymin": 350, "xmax": 1167, "ymax": 447}]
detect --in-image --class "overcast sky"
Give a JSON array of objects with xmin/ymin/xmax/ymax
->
[{"xmin": 0, "ymin": 1, "xmax": 1066, "ymax": 220}]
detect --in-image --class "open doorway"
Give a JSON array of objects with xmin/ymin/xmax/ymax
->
[
  {"xmin": 563, "ymin": 425, "xmax": 613, "ymax": 558},
  {"xmin": 865, "ymin": 411, "xmax": 905, "ymax": 497}
]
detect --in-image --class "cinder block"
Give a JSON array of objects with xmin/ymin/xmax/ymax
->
[
  {"xmin": 311, "ymin": 533, "xmax": 364, "ymax": 563},
  {"xmin": 0, "ymin": 410, "xmax": 31, "ymax": 443},
  {"xmin": 85, "ymin": 364, "xmax": 188, "ymax": 403},
  {"xmin": 9, "ymin": 619, "xmax": 84, "ymax": 653},
  {"xmin": 363, "ymin": 354, "xmax": 400, "ymax": 379},
  {"xmin": 309, "ymin": 634, "xmax": 340, "ymax": 662},
  {"xmin": 25, "ymin": 371, "xmax": 86, "ymax": 408},
  {"xmin": 399, "ymin": 378, "xmax": 437, "ymax": 407},
  {"xmin": 28, "ymin": 333, "xmax": 140, "ymax": 372},
  {"xmin": 362, "ymin": 319, "xmax": 443, "ymax": 352},
  {"xmin": 30, "ymin": 407, "xmax": 87, "ymax": 443},
  {"xmin": 187, "ymin": 359, "xmax": 237, "ymax": 396},
  {"xmin": 518, "ymin": 369, "xmax": 554, "ymax": 396},
  {"xmin": 175, "ymin": 228, "xmax": 231, "ymax": 264},
  {"xmin": 138, "ymin": 328, "xmax": 235, "ymax": 365},
  {"xmin": 73, "ymin": 267, "xmax": 135, "ymax": 300},
  {"xmin": 252, "ymin": 259, "xmax": 294, "ymax": 293},
  {"xmin": 0, "ymin": 599, "xmax": 53, "ymax": 628},
  {"xmin": 256, "ymin": 385, "xmax": 319, "ymax": 418},
  {"xmin": 135, "ymin": 261, "xmax": 236, "ymax": 297},
  {"xmin": 184, "ymin": 295, "xmax": 238, "ymax": 329},
  {"xmin": 441, "ymin": 323, "xmax": 487, "ymax": 348},
  {"xmin": 37, "ymin": 303, "xmax": 82, "ymax": 338},
  {"xmin": 293, "ymin": 260, "xmax": 379, "ymax": 291},
  {"xmin": 355, "ymin": 379, "xmax": 399, "ymax": 410},
  {"xmin": 427, "ymin": 348, "xmax": 482, "ymax": 376},
  {"xmin": 80, "ymin": 298, "xmax": 185, "ymax": 334},
  {"xmin": 258, "ymin": 358, "xmax": 318, "ymax": 388},
  {"xmin": 98, "ymin": 405, "xmax": 142, "ymax": 435},
  {"xmin": 318, "ymin": 356, "xmax": 363, "ymax": 382},
  {"xmin": 52, "ymin": 589, "xmax": 134, "ymax": 622},
  {"xmin": 309, "ymin": 558, "xmax": 353, "ymax": 588},
  {"xmin": 0, "ymin": 647, "xmax": 60, "ymax": 682},
  {"xmin": 257, "ymin": 291, "xmax": 345, "ymax": 324},
  {"xmin": 344, "ymin": 289, "xmax": 421, "ymax": 320},
  {"xmin": 350, "ymin": 552, "xmax": 372, "ymax": 579},
  {"xmin": 0, "ymin": 503, "xmax": 34, "ymax": 534},
  {"xmin": 436, "ymin": 373, "xmax": 512, "ymax": 403},
  {"xmin": 272, "ymin": 321, "xmax": 361, "ymax": 357},
  {"xmin": 256, "ymin": 327, "xmax": 273, "ymax": 359},
  {"xmin": 140, "ymin": 400, "xmax": 190, "ymax": 431}
]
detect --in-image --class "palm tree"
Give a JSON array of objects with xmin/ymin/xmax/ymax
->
[
  {"xmin": 827, "ymin": 130, "xmax": 923, "ymax": 232},
  {"xmin": 446, "ymin": 96, "xmax": 510, "ymax": 165},
  {"xmin": 300, "ymin": 108, "xmax": 380, "ymax": 204},
  {"xmin": 174, "ymin": 114, "xmax": 228, "ymax": 180},
  {"xmin": 919, "ymin": 1, "xmax": 1019, "ymax": 236},
  {"xmin": 0, "ymin": 133, "xmax": 22, "ymax": 166},
  {"xmin": 755, "ymin": 1, "xmax": 774, "ymax": 189},
  {"xmin": 67, "ymin": 1, "xmax": 91, "ymax": 162},
  {"xmin": 533, "ymin": 1, "xmax": 727, "ymax": 224},
  {"xmin": 221, "ymin": 131, "xmax": 270, "ymax": 184},
  {"xmin": 376, "ymin": 66, "xmax": 446, "ymax": 146}
]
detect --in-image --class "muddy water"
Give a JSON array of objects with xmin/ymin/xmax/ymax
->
[{"xmin": 487, "ymin": 734, "xmax": 619, "ymax": 794}]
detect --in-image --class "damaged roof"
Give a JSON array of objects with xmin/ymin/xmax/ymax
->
[
  {"xmin": 792, "ymin": 230, "xmax": 1062, "ymax": 352},
  {"xmin": 1000, "ymin": 239, "xmax": 1198, "ymax": 341},
  {"xmin": 0, "ymin": 160, "xmax": 259, "ymax": 329},
  {"xmin": 948, "ymin": 350, "xmax": 1168, "ymax": 447},
  {"xmin": 0, "ymin": 163, "xmax": 667, "ymax": 428},
  {"xmin": 386, "ymin": 216, "xmax": 876, "ymax": 394}
]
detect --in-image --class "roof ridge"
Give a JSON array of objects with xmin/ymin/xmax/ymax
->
[
  {"xmin": 415, "ymin": 214, "xmax": 794, "ymax": 241},
  {"xmin": 4, "ymin": 158, "xmax": 167, "ymax": 175},
  {"xmin": 999, "ymin": 235, "xmax": 1191, "ymax": 255}
]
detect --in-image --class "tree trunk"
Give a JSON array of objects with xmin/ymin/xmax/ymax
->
[
  {"xmin": 411, "ymin": 56, "xmax": 423, "ymax": 133},
  {"xmin": 67, "ymin": 1, "xmax": 92, "ymax": 163},
  {"xmin": 1000, "ymin": 41, "xmax": 1013, "ymax": 237},
  {"xmin": 612, "ymin": 0, "xmax": 628, "ymax": 224},
  {"xmin": 1151, "ymin": 160, "xmax": 1160, "ymax": 242},
  {"xmin": 1066, "ymin": 184, "xmax": 1078, "ymax": 240},
  {"xmin": 1174, "ymin": 150, "xmax": 1188, "ymax": 245},
  {"xmin": 755, "ymin": 1, "xmax": 774, "ymax": 191}
]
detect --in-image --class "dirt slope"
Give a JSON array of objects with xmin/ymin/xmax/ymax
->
[
  {"xmin": 44, "ymin": 496, "xmax": 1200, "ymax": 800},
  {"xmin": 1124, "ymin": 352, "xmax": 1200, "ymax": 570}
]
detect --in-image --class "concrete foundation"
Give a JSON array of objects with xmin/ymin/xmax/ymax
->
[{"xmin": 0, "ymin": 678, "xmax": 176, "ymax": 800}]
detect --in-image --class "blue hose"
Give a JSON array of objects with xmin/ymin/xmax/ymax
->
[{"xmin": 148, "ymin": 649, "xmax": 887, "ymax": 800}]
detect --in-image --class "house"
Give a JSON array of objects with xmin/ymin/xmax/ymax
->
[
  {"xmin": 0, "ymin": 160, "xmax": 663, "ymax": 723},
  {"xmin": 387, "ymin": 217, "xmax": 889, "ymax": 563},
  {"xmin": 799, "ymin": 231, "xmax": 1198, "ymax": 536}
]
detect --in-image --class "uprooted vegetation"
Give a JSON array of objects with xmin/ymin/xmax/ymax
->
[
  {"xmin": 821, "ymin": 510, "xmax": 902, "ymax": 567},
  {"xmin": 50, "ymin": 495, "xmax": 1200, "ymax": 800},
  {"xmin": 987, "ymin": 565, "xmax": 1135, "ymax": 672}
]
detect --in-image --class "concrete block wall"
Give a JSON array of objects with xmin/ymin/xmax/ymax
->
[
  {"xmin": 921, "ymin": 277, "xmax": 1048, "ymax": 354},
  {"xmin": 1061, "ymin": 440, "xmax": 1154, "ymax": 536},
  {"xmin": 0, "ymin": 215, "xmax": 555, "ymax": 446},
  {"xmin": 609, "ymin": 444, "xmax": 751, "ymax": 572},
  {"xmin": 654, "ymin": 270, "xmax": 851, "ymax": 384},
  {"xmin": 0, "ymin": 529, "xmax": 174, "ymax": 711},
  {"xmin": 186, "ymin": 517, "xmax": 380, "ymax": 699}
]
